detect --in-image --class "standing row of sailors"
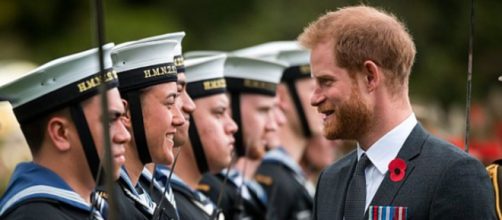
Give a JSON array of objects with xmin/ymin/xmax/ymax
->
[{"xmin": 0, "ymin": 31, "xmax": 321, "ymax": 219}]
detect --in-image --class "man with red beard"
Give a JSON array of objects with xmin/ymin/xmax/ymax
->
[{"xmin": 299, "ymin": 5, "xmax": 495, "ymax": 220}]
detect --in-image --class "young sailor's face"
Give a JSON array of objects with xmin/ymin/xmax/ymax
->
[
  {"xmin": 173, "ymin": 72, "xmax": 196, "ymax": 147},
  {"xmin": 140, "ymin": 82, "xmax": 184, "ymax": 165},
  {"xmin": 240, "ymin": 94, "xmax": 278, "ymax": 160},
  {"xmin": 193, "ymin": 93, "xmax": 237, "ymax": 173},
  {"xmin": 83, "ymin": 88, "xmax": 130, "ymax": 179}
]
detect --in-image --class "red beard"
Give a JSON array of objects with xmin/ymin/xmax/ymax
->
[{"xmin": 322, "ymin": 88, "xmax": 373, "ymax": 140}]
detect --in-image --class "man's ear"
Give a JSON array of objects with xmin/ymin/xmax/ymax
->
[
  {"xmin": 121, "ymin": 99, "xmax": 132, "ymax": 128},
  {"xmin": 47, "ymin": 116, "xmax": 71, "ymax": 152},
  {"xmin": 362, "ymin": 60, "xmax": 382, "ymax": 93}
]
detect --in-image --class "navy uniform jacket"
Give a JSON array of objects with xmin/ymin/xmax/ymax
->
[
  {"xmin": 255, "ymin": 147, "xmax": 313, "ymax": 220},
  {"xmin": 154, "ymin": 165, "xmax": 222, "ymax": 220},
  {"xmin": 117, "ymin": 168, "xmax": 159, "ymax": 219},
  {"xmin": 95, "ymin": 181, "xmax": 150, "ymax": 220},
  {"xmin": 1, "ymin": 200, "xmax": 90, "ymax": 220},
  {"xmin": 199, "ymin": 171, "xmax": 266, "ymax": 220},
  {"xmin": 313, "ymin": 124, "xmax": 496, "ymax": 220},
  {"xmin": 0, "ymin": 162, "xmax": 103, "ymax": 220},
  {"xmin": 138, "ymin": 168, "xmax": 179, "ymax": 220}
]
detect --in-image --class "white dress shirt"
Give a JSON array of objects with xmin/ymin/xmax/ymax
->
[{"xmin": 356, "ymin": 113, "xmax": 417, "ymax": 210}]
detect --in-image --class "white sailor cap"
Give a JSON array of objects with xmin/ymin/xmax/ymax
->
[
  {"xmin": 0, "ymin": 43, "xmax": 117, "ymax": 123},
  {"xmin": 184, "ymin": 50, "xmax": 226, "ymax": 59},
  {"xmin": 185, "ymin": 54, "xmax": 227, "ymax": 99},
  {"xmin": 224, "ymin": 56, "xmax": 286, "ymax": 96},
  {"xmin": 115, "ymin": 32, "xmax": 186, "ymax": 73},
  {"xmin": 112, "ymin": 39, "xmax": 178, "ymax": 92},
  {"xmin": 232, "ymin": 41, "xmax": 311, "ymax": 82},
  {"xmin": 134, "ymin": 32, "xmax": 186, "ymax": 73}
]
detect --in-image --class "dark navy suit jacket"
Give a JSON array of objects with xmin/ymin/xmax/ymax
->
[{"xmin": 313, "ymin": 124, "xmax": 496, "ymax": 220}]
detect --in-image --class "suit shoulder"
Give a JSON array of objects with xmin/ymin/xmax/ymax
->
[{"xmin": 422, "ymin": 134, "xmax": 480, "ymax": 164}]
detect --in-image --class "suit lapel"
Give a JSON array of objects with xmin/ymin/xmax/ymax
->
[
  {"xmin": 333, "ymin": 151, "xmax": 358, "ymax": 220},
  {"xmin": 365, "ymin": 124, "xmax": 429, "ymax": 216}
]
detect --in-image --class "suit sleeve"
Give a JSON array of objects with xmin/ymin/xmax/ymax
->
[{"xmin": 430, "ymin": 156, "xmax": 497, "ymax": 219}]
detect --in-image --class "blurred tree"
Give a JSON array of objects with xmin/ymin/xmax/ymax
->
[{"xmin": 0, "ymin": 0, "xmax": 500, "ymax": 111}]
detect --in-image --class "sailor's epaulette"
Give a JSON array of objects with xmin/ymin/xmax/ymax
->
[
  {"xmin": 97, "ymin": 191, "xmax": 109, "ymax": 200},
  {"xmin": 254, "ymin": 174, "xmax": 273, "ymax": 186},
  {"xmin": 196, "ymin": 183, "xmax": 211, "ymax": 192}
]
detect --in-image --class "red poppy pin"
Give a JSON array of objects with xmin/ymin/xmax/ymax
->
[{"xmin": 388, "ymin": 158, "xmax": 407, "ymax": 182}]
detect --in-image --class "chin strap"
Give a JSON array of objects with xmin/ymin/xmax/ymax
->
[
  {"xmin": 285, "ymin": 80, "xmax": 312, "ymax": 138},
  {"xmin": 230, "ymin": 94, "xmax": 245, "ymax": 157},
  {"xmin": 124, "ymin": 91, "xmax": 153, "ymax": 164},
  {"xmin": 188, "ymin": 116, "xmax": 210, "ymax": 173},
  {"xmin": 70, "ymin": 104, "xmax": 101, "ymax": 181}
]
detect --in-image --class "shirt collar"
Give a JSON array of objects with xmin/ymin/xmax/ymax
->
[{"xmin": 357, "ymin": 113, "xmax": 417, "ymax": 174}]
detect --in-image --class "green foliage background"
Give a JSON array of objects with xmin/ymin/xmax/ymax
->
[{"xmin": 0, "ymin": 0, "xmax": 500, "ymax": 108}]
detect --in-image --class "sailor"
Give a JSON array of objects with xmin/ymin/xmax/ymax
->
[
  {"xmin": 155, "ymin": 54, "xmax": 237, "ymax": 220},
  {"xmin": 234, "ymin": 41, "xmax": 317, "ymax": 220},
  {"xmin": 0, "ymin": 44, "xmax": 131, "ymax": 219},
  {"xmin": 112, "ymin": 39, "xmax": 184, "ymax": 220},
  {"xmin": 199, "ymin": 55, "xmax": 285, "ymax": 219},
  {"xmin": 121, "ymin": 31, "xmax": 197, "ymax": 220}
]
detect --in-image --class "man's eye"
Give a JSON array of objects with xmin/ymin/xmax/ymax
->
[{"xmin": 106, "ymin": 112, "xmax": 122, "ymax": 125}]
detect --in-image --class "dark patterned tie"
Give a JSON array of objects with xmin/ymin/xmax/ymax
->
[{"xmin": 344, "ymin": 153, "xmax": 371, "ymax": 220}]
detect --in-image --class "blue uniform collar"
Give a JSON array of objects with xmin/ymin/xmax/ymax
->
[
  {"xmin": 141, "ymin": 168, "xmax": 177, "ymax": 203},
  {"xmin": 262, "ymin": 147, "xmax": 306, "ymax": 179},
  {"xmin": 119, "ymin": 167, "xmax": 156, "ymax": 215},
  {"xmin": 119, "ymin": 167, "xmax": 141, "ymax": 196},
  {"xmin": 0, "ymin": 162, "xmax": 91, "ymax": 216},
  {"xmin": 156, "ymin": 165, "xmax": 213, "ymax": 206},
  {"xmin": 219, "ymin": 168, "xmax": 243, "ymax": 188},
  {"xmin": 140, "ymin": 168, "xmax": 163, "ymax": 193}
]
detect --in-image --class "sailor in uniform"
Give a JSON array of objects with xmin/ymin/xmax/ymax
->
[
  {"xmin": 111, "ymin": 39, "xmax": 184, "ymax": 220},
  {"xmin": 125, "ymin": 32, "xmax": 198, "ymax": 219},
  {"xmin": 235, "ymin": 41, "xmax": 316, "ymax": 220},
  {"xmin": 0, "ymin": 44, "xmax": 131, "ymax": 219},
  {"xmin": 199, "ymin": 55, "xmax": 285, "ymax": 219},
  {"xmin": 153, "ymin": 54, "xmax": 236, "ymax": 220}
]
